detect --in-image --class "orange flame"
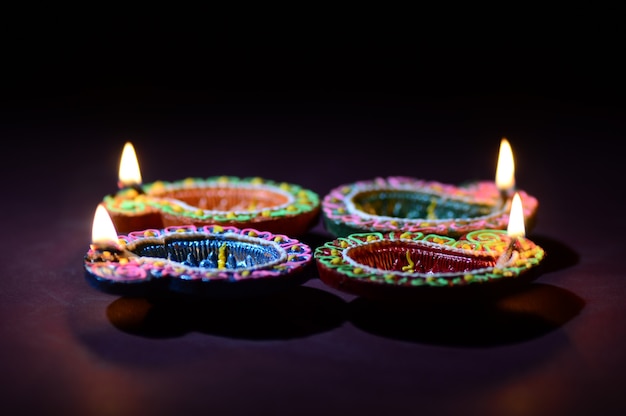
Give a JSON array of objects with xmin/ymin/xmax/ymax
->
[
  {"xmin": 91, "ymin": 204, "xmax": 119, "ymax": 247},
  {"xmin": 118, "ymin": 142, "xmax": 142, "ymax": 188},
  {"xmin": 507, "ymin": 192, "xmax": 525, "ymax": 239},
  {"xmin": 495, "ymin": 138, "xmax": 515, "ymax": 192}
]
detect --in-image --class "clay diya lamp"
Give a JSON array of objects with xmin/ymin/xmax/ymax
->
[
  {"xmin": 103, "ymin": 142, "xmax": 320, "ymax": 236},
  {"xmin": 85, "ymin": 205, "xmax": 314, "ymax": 299},
  {"xmin": 321, "ymin": 138, "xmax": 538, "ymax": 238},
  {"xmin": 315, "ymin": 193, "xmax": 545, "ymax": 302}
]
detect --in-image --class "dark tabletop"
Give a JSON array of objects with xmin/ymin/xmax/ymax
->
[{"xmin": 1, "ymin": 21, "xmax": 624, "ymax": 416}]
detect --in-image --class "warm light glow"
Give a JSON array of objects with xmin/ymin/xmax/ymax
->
[
  {"xmin": 495, "ymin": 138, "xmax": 515, "ymax": 191},
  {"xmin": 91, "ymin": 204, "xmax": 120, "ymax": 246},
  {"xmin": 118, "ymin": 142, "xmax": 142, "ymax": 187},
  {"xmin": 507, "ymin": 192, "xmax": 525, "ymax": 238}
]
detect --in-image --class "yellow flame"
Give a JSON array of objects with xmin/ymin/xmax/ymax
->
[
  {"xmin": 507, "ymin": 192, "xmax": 525, "ymax": 238},
  {"xmin": 118, "ymin": 142, "xmax": 142, "ymax": 187},
  {"xmin": 495, "ymin": 138, "xmax": 515, "ymax": 191},
  {"xmin": 91, "ymin": 204, "xmax": 119, "ymax": 246}
]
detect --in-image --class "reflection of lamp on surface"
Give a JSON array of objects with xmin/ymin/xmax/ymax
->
[
  {"xmin": 496, "ymin": 192, "xmax": 525, "ymax": 268},
  {"xmin": 495, "ymin": 137, "xmax": 515, "ymax": 209}
]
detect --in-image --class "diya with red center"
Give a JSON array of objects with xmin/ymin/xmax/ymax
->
[
  {"xmin": 102, "ymin": 143, "xmax": 320, "ymax": 237},
  {"xmin": 315, "ymin": 193, "xmax": 546, "ymax": 302}
]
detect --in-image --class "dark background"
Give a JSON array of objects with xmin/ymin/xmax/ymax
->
[{"xmin": 1, "ymin": 17, "xmax": 624, "ymax": 416}]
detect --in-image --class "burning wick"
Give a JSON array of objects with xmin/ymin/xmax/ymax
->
[
  {"xmin": 117, "ymin": 141, "xmax": 145, "ymax": 194},
  {"xmin": 496, "ymin": 192, "xmax": 525, "ymax": 268},
  {"xmin": 90, "ymin": 204, "xmax": 136, "ymax": 261},
  {"xmin": 495, "ymin": 137, "xmax": 515, "ymax": 210}
]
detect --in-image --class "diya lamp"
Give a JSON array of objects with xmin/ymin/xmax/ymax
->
[
  {"xmin": 314, "ymin": 191, "xmax": 545, "ymax": 302},
  {"xmin": 84, "ymin": 204, "xmax": 315, "ymax": 298},
  {"xmin": 321, "ymin": 138, "xmax": 538, "ymax": 238},
  {"xmin": 102, "ymin": 142, "xmax": 321, "ymax": 236}
]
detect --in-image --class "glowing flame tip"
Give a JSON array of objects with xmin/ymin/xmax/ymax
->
[
  {"xmin": 495, "ymin": 138, "xmax": 515, "ymax": 191},
  {"xmin": 507, "ymin": 192, "xmax": 525, "ymax": 239},
  {"xmin": 118, "ymin": 142, "xmax": 142, "ymax": 187},
  {"xmin": 91, "ymin": 204, "xmax": 119, "ymax": 246}
]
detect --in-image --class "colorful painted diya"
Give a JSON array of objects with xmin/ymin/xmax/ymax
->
[
  {"xmin": 103, "ymin": 176, "xmax": 321, "ymax": 236},
  {"xmin": 321, "ymin": 177, "xmax": 538, "ymax": 238},
  {"xmin": 84, "ymin": 225, "xmax": 314, "ymax": 298},
  {"xmin": 314, "ymin": 229, "xmax": 545, "ymax": 301}
]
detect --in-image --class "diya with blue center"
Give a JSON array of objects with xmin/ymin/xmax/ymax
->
[
  {"xmin": 321, "ymin": 138, "xmax": 538, "ymax": 238},
  {"xmin": 84, "ymin": 205, "xmax": 315, "ymax": 298}
]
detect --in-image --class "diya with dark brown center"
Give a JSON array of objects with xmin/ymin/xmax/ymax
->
[{"xmin": 315, "ymin": 192, "xmax": 545, "ymax": 302}]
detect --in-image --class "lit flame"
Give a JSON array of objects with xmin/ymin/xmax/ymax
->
[
  {"xmin": 507, "ymin": 192, "xmax": 525, "ymax": 239},
  {"xmin": 495, "ymin": 137, "xmax": 515, "ymax": 192},
  {"xmin": 91, "ymin": 204, "xmax": 120, "ymax": 247},
  {"xmin": 118, "ymin": 142, "xmax": 142, "ymax": 188}
]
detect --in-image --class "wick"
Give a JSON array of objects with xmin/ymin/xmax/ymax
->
[
  {"xmin": 89, "ymin": 243, "xmax": 138, "ymax": 262},
  {"xmin": 498, "ymin": 188, "xmax": 514, "ymax": 211},
  {"xmin": 117, "ymin": 182, "xmax": 145, "ymax": 195},
  {"xmin": 107, "ymin": 183, "xmax": 145, "ymax": 199},
  {"xmin": 496, "ymin": 237, "xmax": 520, "ymax": 268}
]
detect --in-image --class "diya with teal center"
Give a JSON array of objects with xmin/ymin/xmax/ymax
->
[
  {"xmin": 321, "ymin": 139, "xmax": 537, "ymax": 238},
  {"xmin": 321, "ymin": 176, "xmax": 538, "ymax": 238}
]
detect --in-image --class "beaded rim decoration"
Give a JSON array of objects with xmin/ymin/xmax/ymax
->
[
  {"xmin": 321, "ymin": 177, "xmax": 538, "ymax": 238},
  {"xmin": 84, "ymin": 225, "xmax": 313, "ymax": 297},
  {"xmin": 103, "ymin": 176, "xmax": 320, "ymax": 225},
  {"xmin": 314, "ymin": 229, "xmax": 545, "ymax": 291}
]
